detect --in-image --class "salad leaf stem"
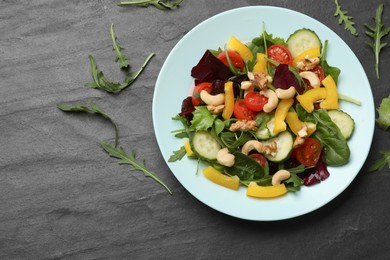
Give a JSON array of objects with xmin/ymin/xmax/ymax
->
[
  {"xmin": 101, "ymin": 142, "xmax": 172, "ymax": 194},
  {"xmin": 110, "ymin": 23, "xmax": 130, "ymax": 69},
  {"xmin": 57, "ymin": 102, "xmax": 119, "ymax": 147},
  {"xmin": 338, "ymin": 93, "xmax": 362, "ymax": 105},
  {"xmin": 364, "ymin": 4, "xmax": 390, "ymax": 79},
  {"xmin": 118, "ymin": 0, "xmax": 184, "ymax": 10},
  {"xmin": 334, "ymin": 0, "xmax": 358, "ymax": 36}
]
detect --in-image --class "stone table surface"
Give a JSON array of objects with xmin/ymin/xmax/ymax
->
[{"xmin": 1, "ymin": 0, "xmax": 390, "ymax": 259}]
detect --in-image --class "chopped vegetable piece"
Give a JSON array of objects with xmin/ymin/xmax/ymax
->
[
  {"xmin": 227, "ymin": 36, "xmax": 253, "ymax": 62},
  {"xmin": 184, "ymin": 139, "xmax": 194, "ymax": 157},
  {"xmin": 246, "ymin": 182, "xmax": 288, "ymax": 198},
  {"xmin": 320, "ymin": 75, "xmax": 339, "ymax": 110},
  {"xmin": 292, "ymin": 47, "xmax": 321, "ymax": 67},
  {"xmin": 296, "ymin": 88, "xmax": 327, "ymax": 113},
  {"xmin": 273, "ymin": 98, "xmax": 294, "ymax": 134},
  {"xmin": 203, "ymin": 166, "xmax": 240, "ymax": 190},
  {"xmin": 253, "ymin": 53, "xmax": 267, "ymax": 73},
  {"xmin": 285, "ymin": 112, "xmax": 316, "ymax": 136},
  {"xmin": 222, "ymin": 81, "xmax": 234, "ymax": 120},
  {"xmin": 191, "ymin": 50, "xmax": 233, "ymax": 83}
]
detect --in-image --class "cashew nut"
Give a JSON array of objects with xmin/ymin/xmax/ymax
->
[
  {"xmin": 241, "ymin": 140, "xmax": 277, "ymax": 156},
  {"xmin": 260, "ymin": 89, "xmax": 279, "ymax": 113},
  {"xmin": 272, "ymin": 169, "xmax": 291, "ymax": 185},
  {"xmin": 275, "ymin": 86, "xmax": 296, "ymax": 99},
  {"xmin": 200, "ymin": 90, "xmax": 225, "ymax": 106},
  {"xmin": 216, "ymin": 148, "xmax": 235, "ymax": 167},
  {"xmin": 299, "ymin": 71, "xmax": 321, "ymax": 88},
  {"xmin": 240, "ymin": 81, "xmax": 252, "ymax": 90}
]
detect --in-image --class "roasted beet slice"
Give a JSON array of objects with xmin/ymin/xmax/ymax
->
[
  {"xmin": 273, "ymin": 64, "xmax": 305, "ymax": 94},
  {"xmin": 191, "ymin": 50, "xmax": 234, "ymax": 84},
  {"xmin": 179, "ymin": 96, "xmax": 195, "ymax": 121}
]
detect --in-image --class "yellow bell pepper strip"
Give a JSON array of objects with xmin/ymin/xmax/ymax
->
[
  {"xmin": 252, "ymin": 53, "xmax": 267, "ymax": 74},
  {"xmin": 227, "ymin": 36, "xmax": 253, "ymax": 62},
  {"xmin": 292, "ymin": 47, "xmax": 321, "ymax": 67},
  {"xmin": 296, "ymin": 88, "xmax": 327, "ymax": 113},
  {"xmin": 246, "ymin": 182, "xmax": 288, "ymax": 198},
  {"xmin": 222, "ymin": 81, "xmax": 234, "ymax": 120},
  {"xmin": 273, "ymin": 98, "xmax": 294, "ymax": 134},
  {"xmin": 320, "ymin": 75, "xmax": 339, "ymax": 110},
  {"xmin": 184, "ymin": 139, "xmax": 194, "ymax": 157},
  {"xmin": 202, "ymin": 166, "xmax": 240, "ymax": 190},
  {"xmin": 285, "ymin": 112, "xmax": 316, "ymax": 136}
]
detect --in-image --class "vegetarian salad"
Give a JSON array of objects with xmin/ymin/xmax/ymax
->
[{"xmin": 169, "ymin": 26, "xmax": 358, "ymax": 199}]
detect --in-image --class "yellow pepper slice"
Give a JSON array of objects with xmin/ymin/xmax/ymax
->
[
  {"xmin": 273, "ymin": 98, "xmax": 294, "ymax": 134},
  {"xmin": 253, "ymin": 53, "xmax": 267, "ymax": 74},
  {"xmin": 227, "ymin": 36, "xmax": 253, "ymax": 62},
  {"xmin": 320, "ymin": 75, "xmax": 339, "ymax": 110},
  {"xmin": 222, "ymin": 81, "xmax": 234, "ymax": 120},
  {"xmin": 285, "ymin": 112, "xmax": 316, "ymax": 136},
  {"xmin": 184, "ymin": 139, "xmax": 194, "ymax": 157},
  {"xmin": 203, "ymin": 166, "xmax": 240, "ymax": 190},
  {"xmin": 292, "ymin": 47, "xmax": 321, "ymax": 67},
  {"xmin": 296, "ymin": 88, "xmax": 327, "ymax": 113},
  {"xmin": 246, "ymin": 182, "xmax": 288, "ymax": 198}
]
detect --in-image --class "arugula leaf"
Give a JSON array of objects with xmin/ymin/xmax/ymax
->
[
  {"xmin": 101, "ymin": 142, "xmax": 172, "ymax": 194},
  {"xmin": 225, "ymin": 151, "xmax": 265, "ymax": 180},
  {"xmin": 85, "ymin": 53, "xmax": 155, "ymax": 93},
  {"xmin": 189, "ymin": 106, "xmax": 217, "ymax": 131},
  {"xmin": 364, "ymin": 4, "xmax": 390, "ymax": 79},
  {"xmin": 168, "ymin": 146, "xmax": 187, "ymax": 162},
  {"xmin": 110, "ymin": 24, "xmax": 129, "ymax": 69},
  {"xmin": 370, "ymin": 150, "xmax": 390, "ymax": 172},
  {"xmin": 284, "ymin": 172, "xmax": 304, "ymax": 192},
  {"xmin": 320, "ymin": 40, "xmax": 341, "ymax": 84},
  {"xmin": 376, "ymin": 95, "xmax": 390, "ymax": 130},
  {"xmin": 57, "ymin": 102, "xmax": 119, "ymax": 147},
  {"xmin": 118, "ymin": 0, "xmax": 184, "ymax": 10},
  {"xmin": 334, "ymin": 0, "xmax": 358, "ymax": 36}
]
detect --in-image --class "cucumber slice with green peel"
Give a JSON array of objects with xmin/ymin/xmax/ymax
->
[
  {"xmin": 255, "ymin": 114, "xmax": 278, "ymax": 140},
  {"xmin": 262, "ymin": 131, "xmax": 294, "ymax": 162},
  {"xmin": 192, "ymin": 131, "xmax": 221, "ymax": 160},
  {"xmin": 287, "ymin": 28, "xmax": 322, "ymax": 58},
  {"xmin": 327, "ymin": 110, "xmax": 355, "ymax": 140}
]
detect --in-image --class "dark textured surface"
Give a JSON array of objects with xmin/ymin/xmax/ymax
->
[{"xmin": 1, "ymin": 0, "xmax": 390, "ymax": 259}]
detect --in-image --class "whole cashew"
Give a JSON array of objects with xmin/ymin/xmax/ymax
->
[
  {"xmin": 216, "ymin": 148, "xmax": 235, "ymax": 167},
  {"xmin": 200, "ymin": 90, "xmax": 225, "ymax": 106},
  {"xmin": 272, "ymin": 169, "xmax": 291, "ymax": 185},
  {"xmin": 275, "ymin": 86, "xmax": 296, "ymax": 99},
  {"xmin": 241, "ymin": 140, "xmax": 269, "ymax": 155},
  {"xmin": 260, "ymin": 89, "xmax": 279, "ymax": 113},
  {"xmin": 299, "ymin": 71, "xmax": 321, "ymax": 88}
]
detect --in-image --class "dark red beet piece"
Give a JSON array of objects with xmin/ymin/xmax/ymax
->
[
  {"xmin": 179, "ymin": 96, "xmax": 195, "ymax": 122},
  {"xmin": 191, "ymin": 50, "xmax": 233, "ymax": 84},
  {"xmin": 300, "ymin": 149, "xmax": 330, "ymax": 186},
  {"xmin": 273, "ymin": 64, "xmax": 305, "ymax": 94}
]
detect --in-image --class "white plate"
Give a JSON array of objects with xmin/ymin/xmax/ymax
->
[{"xmin": 152, "ymin": 6, "xmax": 375, "ymax": 221}]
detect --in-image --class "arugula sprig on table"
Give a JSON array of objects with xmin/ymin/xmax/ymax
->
[
  {"xmin": 101, "ymin": 142, "xmax": 172, "ymax": 194},
  {"xmin": 334, "ymin": 0, "xmax": 358, "ymax": 36},
  {"xmin": 118, "ymin": 0, "xmax": 184, "ymax": 10},
  {"xmin": 364, "ymin": 4, "xmax": 390, "ymax": 79},
  {"xmin": 57, "ymin": 102, "xmax": 119, "ymax": 147},
  {"xmin": 85, "ymin": 23, "xmax": 155, "ymax": 93}
]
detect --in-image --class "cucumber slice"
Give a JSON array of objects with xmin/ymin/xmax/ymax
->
[
  {"xmin": 255, "ymin": 114, "xmax": 278, "ymax": 140},
  {"xmin": 287, "ymin": 28, "xmax": 322, "ymax": 58},
  {"xmin": 327, "ymin": 110, "xmax": 355, "ymax": 139},
  {"xmin": 262, "ymin": 131, "xmax": 294, "ymax": 162},
  {"xmin": 192, "ymin": 131, "xmax": 221, "ymax": 160}
]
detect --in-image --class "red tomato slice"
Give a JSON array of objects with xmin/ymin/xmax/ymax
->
[
  {"xmin": 311, "ymin": 65, "xmax": 325, "ymax": 82},
  {"xmin": 192, "ymin": 82, "xmax": 212, "ymax": 106},
  {"xmin": 244, "ymin": 91, "xmax": 269, "ymax": 112},
  {"xmin": 267, "ymin": 44, "xmax": 293, "ymax": 66},
  {"xmin": 292, "ymin": 138, "xmax": 322, "ymax": 167},
  {"xmin": 233, "ymin": 99, "xmax": 257, "ymax": 120},
  {"xmin": 249, "ymin": 153, "xmax": 267, "ymax": 167},
  {"xmin": 217, "ymin": 50, "xmax": 245, "ymax": 71}
]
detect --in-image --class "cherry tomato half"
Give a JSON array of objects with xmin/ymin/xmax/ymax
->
[
  {"xmin": 244, "ymin": 91, "xmax": 269, "ymax": 112},
  {"xmin": 311, "ymin": 65, "xmax": 325, "ymax": 82},
  {"xmin": 217, "ymin": 50, "xmax": 245, "ymax": 71},
  {"xmin": 192, "ymin": 82, "xmax": 212, "ymax": 106},
  {"xmin": 233, "ymin": 99, "xmax": 257, "ymax": 120},
  {"xmin": 249, "ymin": 153, "xmax": 267, "ymax": 167},
  {"xmin": 267, "ymin": 44, "xmax": 293, "ymax": 66},
  {"xmin": 292, "ymin": 137, "xmax": 322, "ymax": 167}
]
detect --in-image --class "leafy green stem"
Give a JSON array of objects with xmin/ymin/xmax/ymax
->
[
  {"xmin": 101, "ymin": 142, "xmax": 172, "ymax": 194},
  {"xmin": 110, "ymin": 23, "xmax": 130, "ymax": 69},
  {"xmin": 118, "ymin": 0, "xmax": 184, "ymax": 10},
  {"xmin": 57, "ymin": 103, "xmax": 119, "ymax": 147},
  {"xmin": 334, "ymin": 0, "xmax": 358, "ymax": 36}
]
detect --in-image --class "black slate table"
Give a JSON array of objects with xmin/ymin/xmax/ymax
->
[{"xmin": 1, "ymin": 1, "xmax": 390, "ymax": 259}]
